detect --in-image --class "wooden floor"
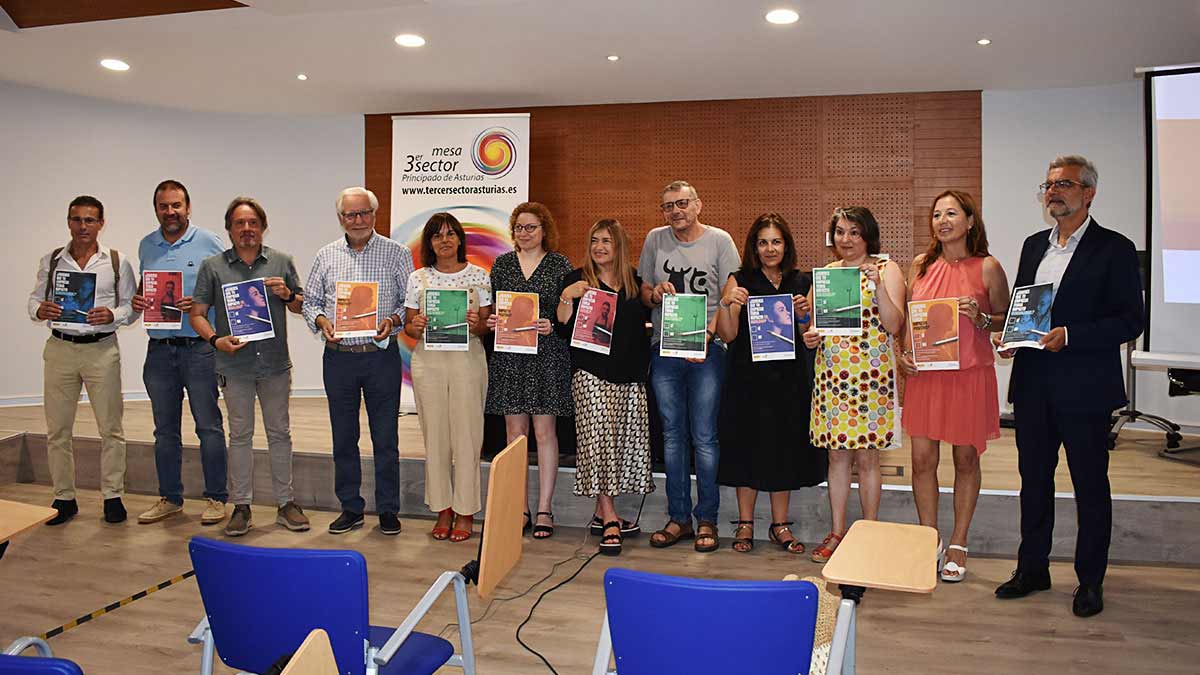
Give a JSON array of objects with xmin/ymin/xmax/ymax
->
[
  {"xmin": 1, "ymin": 484, "xmax": 1198, "ymax": 674},
  {"xmin": 3, "ymin": 398, "xmax": 1200, "ymax": 496}
]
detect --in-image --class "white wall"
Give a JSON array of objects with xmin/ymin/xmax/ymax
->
[
  {"xmin": 0, "ymin": 81, "xmax": 363, "ymax": 403},
  {"xmin": 983, "ymin": 81, "xmax": 1199, "ymax": 429}
]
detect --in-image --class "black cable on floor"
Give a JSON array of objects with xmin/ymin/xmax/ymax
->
[{"xmin": 515, "ymin": 550, "xmax": 601, "ymax": 674}]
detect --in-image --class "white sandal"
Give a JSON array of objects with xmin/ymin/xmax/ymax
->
[{"xmin": 940, "ymin": 544, "xmax": 968, "ymax": 582}]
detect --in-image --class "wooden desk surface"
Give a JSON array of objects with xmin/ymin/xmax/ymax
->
[
  {"xmin": 0, "ymin": 499, "xmax": 57, "ymax": 543},
  {"xmin": 821, "ymin": 520, "xmax": 939, "ymax": 594},
  {"xmin": 280, "ymin": 628, "xmax": 337, "ymax": 675}
]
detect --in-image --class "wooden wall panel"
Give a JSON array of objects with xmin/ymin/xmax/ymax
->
[
  {"xmin": 364, "ymin": 91, "xmax": 982, "ymax": 275},
  {"xmin": 0, "ymin": 0, "xmax": 245, "ymax": 28}
]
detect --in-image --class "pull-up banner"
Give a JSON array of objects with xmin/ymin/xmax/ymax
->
[{"xmin": 390, "ymin": 113, "xmax": 530, "ymax": 410}]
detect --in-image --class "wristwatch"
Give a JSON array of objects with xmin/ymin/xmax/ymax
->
[
  {"xmin": 208, "ymin": 335, "xmax": 219, "ymax": 348},
  {"xmin": 281, "ymin": 290, "xmax": 296, "ymax": 304}
]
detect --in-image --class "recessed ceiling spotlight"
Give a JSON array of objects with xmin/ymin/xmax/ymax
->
[
  {"xmin": 296, "ymin": 73, "xmax": 308, "ymax": 81},
  {"xmin": 100, "ymin": 58, "xmax": 130, "ymax": 72},
  {"xmin": 607, "ymin": 55, "xmax": 620, "ymax": 62},
  {"xmin": 977, "ymin": 38, "xmax": 992, "ymax": 46},
  {"xmin": 765, "ymin": 8, "xmax": 800, "ymax": 25},
  {"xmin": 394, "ymin": 33, "xmax": 426, "ymax": 48}
]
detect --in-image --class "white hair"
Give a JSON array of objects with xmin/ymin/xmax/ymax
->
[{"xmin": 335, "ymin": 187, "xmax": 379, "ymax": 213}]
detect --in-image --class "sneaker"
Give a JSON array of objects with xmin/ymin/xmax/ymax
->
[
  {"xmin": 104, "ymin": 497, "xmax": 127, "ymax": 524},
  {"xmin": 200, "ymin": 499, "xmax": 226, "ymax": 526},
  {"xmin": 138, "ymin": 498, "xmax": 183, "ymax": 524},
  {"xmin": 379, "ymin": 512, "xmax": 402, "ymax": 536},
  {"xmin": 46, "ymin": 499, "xmax": 78, "ymax": 526},
  {"xmin": 225, "ymin": 505, "xmax": 252, "ymax": 537},
  {"xmin": 328, "ymin": 511, "xmax": 364, "ymax": 534},
  {"xmin": 276, "ymin": 502, "xmax": 311, "ymax": 532}
]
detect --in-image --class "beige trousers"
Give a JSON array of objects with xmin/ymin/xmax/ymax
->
[
  {"xmin": 411, "ymin": 337, "xmax": 487, "ymax": 515},
  {"xmin": 43, "ymin": 335, "xmax": 127, "ymax": 500}
]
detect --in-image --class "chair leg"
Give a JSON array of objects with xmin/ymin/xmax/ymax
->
[
  {"xmin": 828, "ymin": 598, "xmax": 857, "ymax": 674},
  {"xmin": 200, "ymin": 632, "xmax": 215, "ymax": 675},
  {"xmin": 453, "ymin": 575, "xmax": 477, "ymax": 675},
  {"xmin": 591, "ymin": 614, "xmax": 614, "ymax": 675},
  {"xmin": 366, "ymin": 644, "xmax": 379, "ymax": 675}
]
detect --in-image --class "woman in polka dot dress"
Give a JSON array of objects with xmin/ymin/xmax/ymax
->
[{"xmin": 802, "ymin": 206, "xmax": 907, "ymax": 563}]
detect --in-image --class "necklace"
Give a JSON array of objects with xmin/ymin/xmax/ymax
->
[{"xmin": 763, "ymin": 268, "xmax": 782, "ymax": 286}]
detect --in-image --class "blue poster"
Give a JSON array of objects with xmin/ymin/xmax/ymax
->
[
  {"xmin": 748, "ymin": 294, "xmax": 796, "ymax": 362},
  {"xmin": 49, "ymin": 270, "xmax": 96, "ymax": 329},
  {"xmin": 222, "ymin": 278, "xmax": 275, "ymax": 342}
]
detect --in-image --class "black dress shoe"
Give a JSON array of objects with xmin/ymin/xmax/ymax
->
[
  {"xmin": 328, "ymin": 511, "xmax": 364, "ymax": 534},
  {"xmin": 46, "ymin": 499, "xmax": 78, "ymax": 526},
  {"xmin": 104, "ymin": 497, "xmax": 127, "ymax": 523},
  {"xmin": 1072, "ymin": 583, "xmax": 1104, "ymax": 617},
  {"xmin": 995, "ymin": 569, "xmax": 1051, "ymax": 599},
  {"xmin": 379, "ymin": 512, "xmax": 402, "ymax": 536}
]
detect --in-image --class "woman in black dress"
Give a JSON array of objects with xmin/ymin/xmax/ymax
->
[
  {"xmin": 486, "ymin": 202, "xmax": 573, "ymax": 538},
  {"xmin": 555, "ymin": 219, "xmax": 653, "ymax": 556},
  {"xmin": 715, "ymin": 212, "xmax": 827, "ymax": 553}
]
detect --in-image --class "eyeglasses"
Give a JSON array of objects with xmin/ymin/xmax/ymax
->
[
  {"xmin": 513, "ymin": 223, "xmax": 541, "ymax": 233},
  {"xmin": 661, "ymin": 199, "xmax": 693, "ymax": 212},
  {"xmin": 68, "ymin": 216, "xmax": 101, "ymax": 226},
  {"xmin": 340, "ymin": 209, "xmax": 374, "ymax": 221},
  {"xmin": 1038, "ymin": 179, "xmax": 1087, "ymax": 193}
]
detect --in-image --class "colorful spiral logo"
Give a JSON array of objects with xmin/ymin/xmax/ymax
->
[{"xmin": 471, "ymin": 127, "xmax": 517, "ymax": 178}]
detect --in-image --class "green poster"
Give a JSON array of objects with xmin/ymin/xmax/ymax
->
[
  {"xmin": 424, "ymin": 288, "xmax": 469, "ymax": 351},
  {"xmin": 813, "ymin": 267, "xmax": 863, "ymax": 336},
  {"xmin": 659, "ymin": 293, "xmax": 708, "ymax": 358}
]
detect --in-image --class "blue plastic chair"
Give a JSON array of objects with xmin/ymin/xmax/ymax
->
[
  {"xmin": 187, "ymin": 536, "xmax": 475, "ymax": 675},
  {"xmin": 0, "ymin": 638, "xmax": 83, "ymax": 674},
  {"xmin": 591, "ymin": 568, "xmax": 822, "ymax": 675}
]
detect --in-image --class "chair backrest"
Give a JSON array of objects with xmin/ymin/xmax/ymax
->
[
  {"xmin": 0, "ymin": 655, "xmax": 84, "ymax": 674},
  {"xmin": 602, "ymin": 568, "xmax": 819, "ymax": 675},
  {"xmin": 189, "ymin": 537, "xmax": 369, "ymax": 675}
]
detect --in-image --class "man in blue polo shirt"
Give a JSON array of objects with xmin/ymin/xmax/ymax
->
[{"xmin": 132, "ymin": 180, "xmax": 229, "ymax": 526}]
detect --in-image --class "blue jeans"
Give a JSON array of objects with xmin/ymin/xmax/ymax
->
[
  {"xmin": 143, "ymin": 339, "xmax": 227, "ymax": 504},
  {"xmin": 649, "ymin": 341, "xmax": 727, "ymax": 524},
  {"xmin": 323, "ymin": 343, "xmax": 402, "ymax": 514}
]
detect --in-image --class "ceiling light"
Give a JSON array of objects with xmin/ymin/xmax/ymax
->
[
  {"xmin": 296, "ymin": 73, "xmax": 308, "ymax": 81},
  {"xmin": 100, "ymin": 58, "xmax": 130, "ymax": 72},
  {"xmin": 765, "ymin": 8, "xmax": 800, "ymax": 25},
  {"xmin": 977, "ymin": 38, "xmax": 992, "ymax": 46},
  {"xmin": 607, "ymin": 55, "xmax": 619, "ymax": 62},
  {"xmin": 394, "ymin": 33, "xmax": 426, "ymax": 48}
]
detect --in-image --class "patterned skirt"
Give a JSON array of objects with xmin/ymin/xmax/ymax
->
[{"xmin": 571, "ymin": 369, "xmax": 655, "ymax": 498}]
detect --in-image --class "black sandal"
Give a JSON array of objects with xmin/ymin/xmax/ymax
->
[
  {"xmin": 768, "ymin": 521, "xmax": 806, "ymax": 554},
  {"xmin": 599, "ymin": 521, "xmax": 622, "ymax": 556},
  {"xmin": 730, "ymin": 520, "xmax": 754, "ymax": 553},
  {"xmin": 523, "ymin": 511, "xmax": 532, "ymax": 534},
  {"xmin": 532, "ymin": 511, "xmax": 555, "ymax": 539},
  {"xmin": 589, "ymin": 515, "xmax": 641, "ymax": 537}
]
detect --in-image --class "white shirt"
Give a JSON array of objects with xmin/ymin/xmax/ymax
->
[
  {"xmin": 28, "ymin": 245, "xmax": 138, "ymax": 335},
  {"xmin": 1033, "ymin": 216, "xmax": 1092, "ymax": 346}
]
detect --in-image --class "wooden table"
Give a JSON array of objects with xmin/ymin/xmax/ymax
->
[
  {"xmin": 281, "ymin": 629, "xmax": 338, "ymax": 675},
  {"xmin": 0, "ymin": 499, "xmax": 57, "ymax": 543},
  {"xmin": 821, "ymin": 520, "xmax": 940, "ymax": 674}
]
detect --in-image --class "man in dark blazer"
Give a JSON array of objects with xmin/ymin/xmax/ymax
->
[{"xmin": 994, "ymin": 155, "xmax": 1143, "ymax": 617}]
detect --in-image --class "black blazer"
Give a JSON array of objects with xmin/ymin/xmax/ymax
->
[{"xmin": 1007, "ymin": 218, "xmax": 1144, "ymax": 414}]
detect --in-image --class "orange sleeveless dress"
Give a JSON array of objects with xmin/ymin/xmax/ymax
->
[{"xmin": 902, "ymin": 256, "xmax": 1000, "ymax": 454}]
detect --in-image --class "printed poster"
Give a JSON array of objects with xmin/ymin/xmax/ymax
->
[
  {"xmin": 813, "ymin": 267, "xmax": 863, "ymax": 336},
  {"xmin": 222, "ymin": 278, "xmax": 274, "ymax": 343},
  {"xmin": 999, "ymin": 283, "xmax": 1053, "ymax": 351},
  {"xmin": 659, "ymin": 293, "xmax": 708, "ymax": 359},
  {"xmin": 49, "ymin": 270, "xmax": 96, "ymax": 329},
  {"xmin": 748, "ymin": 294, "xmax": 796, "ymax": 362},
  {"xmin": 908, "ymin": 298, "xmax": 960, "ymax": 370},
  {"xmin": 334, "ymin": 281, "xmax": 379, "ymax": 339},
  {"xmin": 570, "ymin": 288, "xmax": 618, "ymax": 356},
  {"xmin": 424, "ymin": 288, "xmax": 470, "ymax": 351},
  {"xmin": 142, "ymin": 270, "xmax": 184, "ymax": 330},
  {"xmin": 495, "ymin": 290, "xmax": 539, "ymax": 354}
]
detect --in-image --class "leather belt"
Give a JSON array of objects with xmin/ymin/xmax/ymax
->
[
  {"xmin": 51, "ymin": 330, "xmax": 114, "ymax": 344},
  {"xmin": 150, "ymin": 336, "xmax": 204, "ymax": 346},
  {"xmin": 326, "ymin": 342, "xmax": 382, "ymax": 353}
]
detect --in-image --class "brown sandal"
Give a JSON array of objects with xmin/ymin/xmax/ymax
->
[
  {"xmin": 695, "ymin": 521, "xmax": 719, "ymax": 553},
  {"xmin": 731, "ymin": 520, "xmax": 754, "ymax": 553},
  {"xmin": 768, "ymin": 521, "xmax": 805, "ymax": 554},
  {"xmin": 649, "ymin": 519, "xmax": 694, "ymax": 548},
  {"xmin": 810, "ymin": 531, "xmax": 844, "ymax": 563}
]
